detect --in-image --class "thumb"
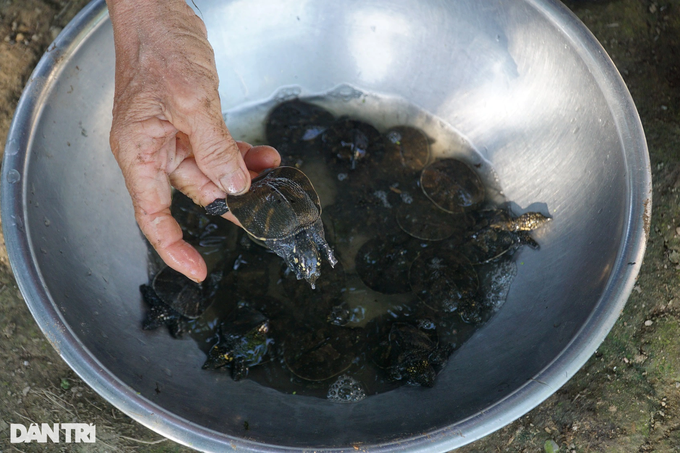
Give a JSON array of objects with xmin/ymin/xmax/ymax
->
[{"xmin": 189, "ymin": 115, "xmax": 251, "ymax": 195}]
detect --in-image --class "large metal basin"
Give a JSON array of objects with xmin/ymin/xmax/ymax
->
[{"xmin": 1, "ymin": 0, "xmax": 650, "ymax": 451}]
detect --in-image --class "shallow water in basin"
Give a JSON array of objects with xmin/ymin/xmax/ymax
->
[{"xmin": 142, "ymin": 87, "xmax": 548, "ymax": 401}]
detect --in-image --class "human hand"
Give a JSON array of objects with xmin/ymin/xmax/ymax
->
[{"xmin": 106, "ymin": 0, "xmax": 280, "ymax": 282}]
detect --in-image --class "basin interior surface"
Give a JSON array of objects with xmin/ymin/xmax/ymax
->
[{"xmin": 2, "ymin": 0, "xmax": 649, "ymax": 451}]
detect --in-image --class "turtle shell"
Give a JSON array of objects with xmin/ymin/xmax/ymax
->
[
  {"xmin": 322, "ymin": 118, "xmax": 384, "ymax": 170},
  {"xmin": 265, "ymin": 99, "xmax": 335, "ymax": 148},
  {"xmin": 395, "ymin": 196, "xmax": 469, "ymax": 242},
  {"xmin": 409, "ymin": 249, "xmax": 479, "ymax": 313},
  {"xmin": 227, "ymin": 166, "xmax": 321, "ymax": 241},
  {"xmin": 152, "ymin": 266, "xmax": 210, "ymax": 319},
  {"xmin": 420, "ymin": 159, "xmax": 484, "ymax": 213},
  {"xmin": 355, "ymin": 234, "xmax": 423, "ymax": 294},
  {"xmin": 283, "ymin": 324, "xmax": 365, "ymax": 381},
  {"xmin": 383, "ymin": 126, "xmax": 431, "ymax": 172}
]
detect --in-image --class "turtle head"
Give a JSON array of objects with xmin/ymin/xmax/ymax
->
[{"xmin": 287, "ymin": 231, "xmax": 322, "ymax": 288}]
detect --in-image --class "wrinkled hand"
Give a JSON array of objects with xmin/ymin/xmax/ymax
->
[{"xmin": 106, "ymin": 0, "xmax": 280, "ymax": 282}]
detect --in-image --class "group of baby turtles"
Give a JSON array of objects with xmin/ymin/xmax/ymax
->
[{"xmin": 139, "ymin": 98, "xmax": 550, "ymax": 400}]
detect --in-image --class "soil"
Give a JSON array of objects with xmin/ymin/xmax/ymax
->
[{"xmin": 0, "ymin": 0, "xmax": 678, "ymax": 452}]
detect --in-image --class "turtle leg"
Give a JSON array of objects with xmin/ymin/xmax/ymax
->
[
  {"xmin": 205, "ymin": 198, "xmax": 229, "ymax": 216},
  {"xmin": 167, "ymin": 319, "xmax": 189, "ymax": 338},
  {"xmin": 140, "ymin": 284, "xmax": 188, "ymax": 337},
  {"xmin": 517, "ymin": 232, "xmax": 540, "ymax": 249},
  {"xmin": 231, "ymin": 357, "xmax": 248, "ymax": 381},
  {"xmin": 203, "ymin": 344, "xmax": 231, "ymax": 370},
  {"xmin": 309, "ymin": 219, "xmax": 337, "ymax": 267},
  {"xmin": 140, "ymin": 285, "xmax": 171, "ymax": 329}
]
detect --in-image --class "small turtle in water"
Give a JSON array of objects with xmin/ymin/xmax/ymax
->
[
  {"xmin": 266, "ymin": 99, "xmax": 335, "ymax": 148},
  {"xmin": 265, "ymin": 99, "xmax": 335, "ymax": 166},
  {"xmin": 284, "ymin": 324, "xmax": 365, "ymax": 382},
  {"xmin": 382, "ymin": 126, "xmax": 431, "ymax": 173},
  {"xmin": 395, "ymin": 188, "xmax": 474, "ymax": 242},
  {"xmin": 322, "ymin": 118, "xmax": 384, "ymax": 170},
  {"xmin": 206, "ymin": 166, "xmax": 337, "ymax": 288},
  {"xmin": 409, "ymin": 248, "xmax": 479, "ymax": 314},
  {"xmin": 355, "ymin": 234, "xmax": 425, "ymax": 294},
  {"xmin": 141, "ymin": 266, "xmax": 221, "ymax": 338},
  {"xmin": 373, "ymin": 322, "xmax": 452, "ymax": 387},
  {"xmin": 462, "ymin": 209, "xmax": 551, "ymax": 264},
  {"xmin": 487, "ymin": 210, "xmax": 551, "ymax": 234},
  {"xmin": 203, "ymin": 304, "xmax": 271, "ymax": 381},
  {"xmin": 420, "ymin": 159, "xmax": 485, "ymax": 213}
]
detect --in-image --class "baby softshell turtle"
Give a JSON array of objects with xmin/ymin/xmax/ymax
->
[
  {"xmin": 206, "ymin": 166, "xmax": 337, "ymax": 288},
  {"xmin": 488, "ymin": 210, "xmax": 551, "ymax": 235},
  {"xmin": 322, "ymin": 118, "xmax": 384, "ymax": 170},
  {"xmin": 420, "ymin": 159, "xmax": 484, "ymax": 213},
  {"xmin": 463, "ymin": 209, "xmax": 551, "ymax": 263},
  {"xmin": 266, "ymin": 99, "xmax": 335, "ymax": 147},
  {"xmin": 409, "ymin": 249, "xmax": 479, "ymax": 313},
  {"xmin": 374, "ymin": 322, "xmax": 452, "ymax": 387},
  {"xmin": 355, "ymin": 234, "xmax": 422, "ymax": 294},
  {"xmin": 141, "ymin": 266, "xmax": 220, "ymax": 338},
  {"xmin": 383, "ymin": 126, "xmax": 430, "ymax": 172},
  {"xmin": 284, "ymin": 324, "xmax": 364, "ymax": 382},
  {"xmin": 203, "ymin": 304, "xmax": 271, "ymax": 381},
  {"xmin": 396, "ymin": 190, "xmax": 473, "ymax": 242}
]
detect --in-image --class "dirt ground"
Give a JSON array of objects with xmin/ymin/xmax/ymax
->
[{"xmin": 0, "ymin": 0, "xmax": 678, "ymax": 452}]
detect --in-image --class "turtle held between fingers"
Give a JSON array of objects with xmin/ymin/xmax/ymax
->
[{"xmin": 205, "ymin": 166, "xmax": 337, "ymax": 288}]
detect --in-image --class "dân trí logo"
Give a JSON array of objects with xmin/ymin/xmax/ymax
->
[{"xmin": 10, "ymin": 423, "xmax": 96, "ymax": 443}]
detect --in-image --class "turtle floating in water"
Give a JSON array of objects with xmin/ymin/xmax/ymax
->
[
  {"xmin": 203, "ymin": 304, "xmax": 271, "ymax": 381},
  {"xmin": 355, "ymin": 234, "xmax": 423, "ymax": 294},
  {"xmin": 141, "ymin": 266, "xmax": 221, "ymax": 338},
  {"xmin": 283, "ymin": 324, "xmax": 365, "ymax": 382},
  {"xmin": 462, "ymin": 209, "xmax": 552, "ymax": 264},
  {"xmin": 206, "ymin": 166, "xmax": 336, "ymax": 288},
  {"xmin": 420, "ymin": 158, "xmax": 485, "ymax": 213},
  {"xmin": 373, "ymin": 322, "xmax": 452, "ymax": 387},
  {"xmin": 409, "ymin": 248, "xmax": 479, "ymax": 314},
  {"xmin": 322, "ymin": 118, "xmax": 384, "ymax": 170},
  {"xmin": 382, "ymin": 125, "xmax": 431, "ymax": 174}
]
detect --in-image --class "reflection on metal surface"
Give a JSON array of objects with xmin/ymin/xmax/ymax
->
[{"xmin": 348, "ymin": 9, "xmax": 412, "ymax": 84}]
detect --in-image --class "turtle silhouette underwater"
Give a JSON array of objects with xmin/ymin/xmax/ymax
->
[
  {"xmin": 372, "ymin": 322, "xmax": 452, "ymax": 387},
  {"xmin": 202, "ymin": 304, "xmax": 271, "ymax": 381},
  {"xmin": 206, "ymin": 166, "xmax": 337, "ymax": 288},
  {"xmin": 141, "ymin": 266, "xmax": 221, "ymax": 338},
  {"xmin": 462, "ymin": 209, "xmax": 551, "ymax": 264}
]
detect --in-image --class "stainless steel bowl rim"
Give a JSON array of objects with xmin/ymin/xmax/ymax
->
[{"xmin": 1, "ymin": 0, "xmax": 650, "ymax": 451}]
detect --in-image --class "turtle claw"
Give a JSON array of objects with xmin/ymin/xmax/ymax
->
[
  {"xmin": 205, "ymin": 198, "xmax": 229, "ymax": 216},
  {"xmin": 140, "ymin": 284, "xmax": 188, "ymax": 338}
]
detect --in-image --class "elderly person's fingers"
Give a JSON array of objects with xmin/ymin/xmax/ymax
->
[
  {"xmin": 186, "ymin": 114, "xmax": 252, "ymax": 196},
  {"xmin": 168, "ymin": 157, "xmax": 242, "ymax": 228},
  {"xmin": 159, "ymin": 54, "xmax": 252, "ymax": 196},
  {"xmin": 168, "ymin": 140, "xmax": 281, "ymax": 226},
  {"xmin": 112, "ymin": 122, "xmax": 208, "ymax": 282},
  {"xmin": 238, "ymin": 143, "xmax": 282, "ymax": 174},
  {"xmin": 136, "ymin": 204, "xmax": 207, "ymax": 283}
]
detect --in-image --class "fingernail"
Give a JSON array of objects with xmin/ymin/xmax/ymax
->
[{"xmin": 222, "ymin": 169, "xmax": 248, "ymax": 195}]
